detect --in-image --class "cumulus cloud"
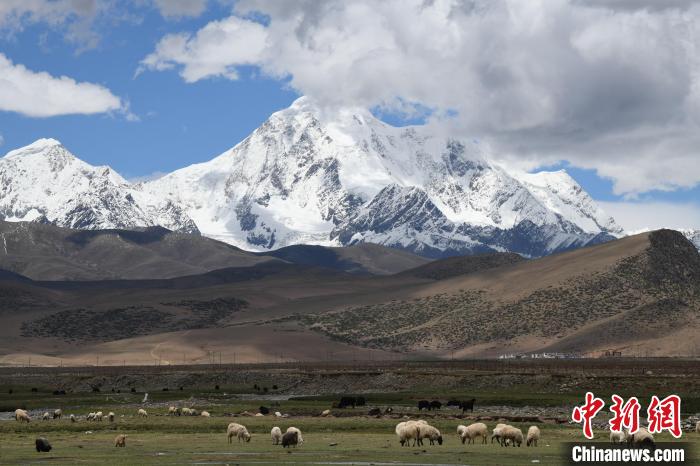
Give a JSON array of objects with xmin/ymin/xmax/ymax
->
[
  {"xmin": 0, "ymin": 53, "xmax": 124, "ymax": 117},
  {"xmin": 599, "ymin": 201, "xmax": 700, "ymax": 231},
  {"xmin": 140, "ymin": 0, "xmax": 700, "ymax": 197},
  {"xmin": 139, "ymin": 15, "xmax": 267, "ymax": 81},
  {"xmin": 152, "ymin": 0, "xmax": 209, "ymax": 18}
]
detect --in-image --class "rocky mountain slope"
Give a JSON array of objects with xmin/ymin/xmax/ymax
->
[{"xmin": 0, "ymin": 99, "xmax": 622, "ymax": 258}]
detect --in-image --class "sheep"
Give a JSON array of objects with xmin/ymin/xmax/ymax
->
[
  {"xmin": 457, "ymin": 424, "xmax": 467, "ymax": 438},
  {"xmin": 282, "ymin": 430, "xmax": 298, "ymax": 448},
  {"xmin": 227, "ymin": 422, "xmax": 251, "ymax": 443},
  {"xmin": 461, "ymin": 422, "xmax": 488, "ymax": 445},
  {"xmin": 168, "ymin": 406, "xmax": 177, "ymax": 416},
  {"xmin": 95, "ymin": 411, "xmax": 103, "ymax": 421},
  {"xmin": 69, "ymin": 414, "xmax": 76, "ymax": 422},
  {"xmin": 628, "ymin": 427, "xmax": 655, "ymax": 447},
  {"xmin": 286, "ymin": 427, "xmax": 304, "ymax": 445},
  {"xmin": 201, "ymin": 411, "xmax": 211, "ymax": 417},
  {"xmin": 86, "ymin": 412, "xmax": 95, "ymax": 421},
  {"xmin": 491, "ymin": 423, "xmax": 508, "ymax": 444},
  {"xmin": 500, "ymin": 425, "xmax": 524, "ymax": 447},
  {"xmin": 189, "ymin": 409, "xmax": 199, "ymax": 416},
  {"xmin": 321, "ymin": 409, "xmax": 331, "ymax": 417},
  {"xmin": 274, "ymin": 411, "xmax": 282, "ymax": 417},
  {"xmin": 396, "ymin": 421, "xmax": 421, "ymax": 447},
  {"xmin": 115, "ymin": 434, "xmax": 127, "ymax": 447},
  {"xmin": 108, "ymin": 412, "xmax": 115, "ymax": 423},
  {"xmin": 181, "ymin": 407, "xmax": 192, "ymax": 416},
  {"xmin": 53, "ymin": 409, "xmax": 62, "ymax": 420},
  {"xmin": 42, "ymin": 411, "xmax": 50, "ymax": 421},
  {"xmin": 610, "ymin": 429, "xmax": 627, "ymax": 444},
  {"xmin": 526, "ymin": 426, "xmax": 540, "ymax": 447},
  {"xmin": 15, "ymin": 409, "xmax": 31, "ymax": 423},
  {"xmin": 137, "ymin": 409, "xmax": 148, "ymax": 417},
  {"xmin": 35, "ymin": 437, "xmax": 52, "ymax": 452},
  {"xmin": 271, "ymin": 426, "xmax": 283, "ymax": 445},
  {"xmin": 418, "ymin": 423, "xmax": 443, "ymax": 446}
]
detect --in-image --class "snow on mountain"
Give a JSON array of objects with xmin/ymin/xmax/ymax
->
[
  {"xmin": 0, "ymin": 99, "xmax": 623, "ymax": 257},
  {"xmin": 143, "ymin": 97, "xmax": 622, "ymax": 257},
  {"xmin": 680, "ymin": 229, "xmax": 700, "ymax": 250},
  {"xmin": 0, "ymin": 138, "xmax": 198, "ymax": 233}
]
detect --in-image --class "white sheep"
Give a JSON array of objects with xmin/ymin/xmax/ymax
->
[
  {"xmin": 274, "ymin": 411, "xmax": 282, "ymax": 417},
  {"xmin": 87, "ymin": 412, "xmax": 95, "ymax": 421},
  {"xmin": 182, "ymin": 407, "xmax": 192, "ymax": 416},
  {"xmin": 491, "ymin": 423, "xmax": 508, "ymax": 444},
  {"xmin": 500, "ymin": 425, "xmax": 524, "ymax": 447},
  {"xmin": 461, "ymin": 422, "xmax": 488, "ymax": 444},
  {"xmin": 227, "ymin": 422, "xmax": 251, "ymax": 443},
  {"xmin": 628, "ymin": 427, "xmax": 654, "ymax": 447},
  {"xmin": 53, "ymin": 409, "xmax": 62, "ymax": 420},
  {"xmin": 286, "ymin": 427, "xmax": 304, "ymax": 445},
  {"xmin": 137, "ymin": 408, "xmax": 148, "ymax": 417},
  {"xmin": 95, "ymin": 411, "xmax": 103, "ymax": 421},
  {"xmin": 457, "ymin": 424, "xmax": 467, "ymax": 438},
  {"xmin": 108, "ymin": 412, "xmax": 115, "ymax": 423},
  {"xmin": 42, "ymin": 412, "xmax": 50, "ymax": 421},
  {"xmin": 168, "ymin": 406, "xmax": 177, "ymax": 416},
  {"xmin": 526, "ymin": 426, "xmax": 540, "ymax": 447},
  {"xmin": 201, "ymin": 411, "xmax": 211, "ymax": 417},
  {"xmin": 610, "ymin": 429, "xmax": 627, "ymax": 443},
  {"xmin": 14, "ymin": 409, "xmax": 30, "ymax": 423},
  {"xmin": 70, "ymin": 414, "xmax": 76, "ymax": 423},
  {"xmin": 396, "ymin": 421, "xmax": 420, "ymax": 447},
  {"xmin": 418, "ymin": 423, "xmax": 443, "ymax": 446},
  {"xmin": 320, "ymin": 409, "xmax": 331, "ymax": 417},
  {"xmin": 271, "ymin": 426, "xmax": 283, "ymax": 445}
]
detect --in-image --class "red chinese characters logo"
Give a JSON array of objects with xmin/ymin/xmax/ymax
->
[
  {"xmin": 572, "ymin": 391, "xmax": 605, "ymax": 439},
  {"xmin": 647, "ymin": 394, "xmax": 682, "ymax": 438},
  {"xmin": 609, "ymin": 394, "xmax": 641, "ymax": 434}
]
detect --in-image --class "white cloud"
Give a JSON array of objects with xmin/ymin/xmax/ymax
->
[
  {"xmin": 139, "ymin": 15, "xmax": 267, "ymax": 82},
  {"xmin": 0, "ymin": 0, "xmax": 101, "ymax": 50},
  {"xmin": 141, "ymin": 0, "xmax": 700, "ymax": 197},
  {"xmin": 0, "ymin": 53, "xmax": 124, "ymax": 117},
  {"xmin": 599, "ymin": 201, "xmax": 700, "ymax": 231},
  {"xmin": 152, "ymin": 0, "xmax": 208, "ymax": 18}
]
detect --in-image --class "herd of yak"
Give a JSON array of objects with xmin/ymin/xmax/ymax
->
[{"xmin": 333, "ymin": 396, "xmax": 476, "ymax": 413}]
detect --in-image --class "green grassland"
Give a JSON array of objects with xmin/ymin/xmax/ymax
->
[{"xmin": 0, "ymin": 396, "xmax": 698, "ymax": 465}]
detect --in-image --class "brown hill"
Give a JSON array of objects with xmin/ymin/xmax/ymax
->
[
  {"xmin": 1, "ymin": 229, "xmax": 699, "ymax": 364},
  {"xmin": 0, "ymin": 221, "xmax": 429, "ymax": 280},
  {"xmin": 398, "ymin": 251, "xmax": 524, "ymax": 280},
  {"xmin": 298, "ymin": 230, "xmax": 700, "ymax": 358}
]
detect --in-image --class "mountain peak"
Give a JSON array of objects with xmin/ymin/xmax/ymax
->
[{"xmin": 4, "ymin": 138, "xmax": 66, "ymax": 159}]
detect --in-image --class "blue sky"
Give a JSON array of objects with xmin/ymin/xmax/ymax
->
[{"xmin": 1, "ymin": 1, "xmax": 700, "ymax": 230}]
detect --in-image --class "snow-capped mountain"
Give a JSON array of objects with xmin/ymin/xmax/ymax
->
[
  {"xmin": 142, "ymin": 97, "xmax": 622, "ymax": 257},
  {"xmin": 0, "ymin": 99, "xmax": 623, "ymax": 257},
  {"xmin": 0, "ymin": 139, "xmax": 198, "ymax": 233}
]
